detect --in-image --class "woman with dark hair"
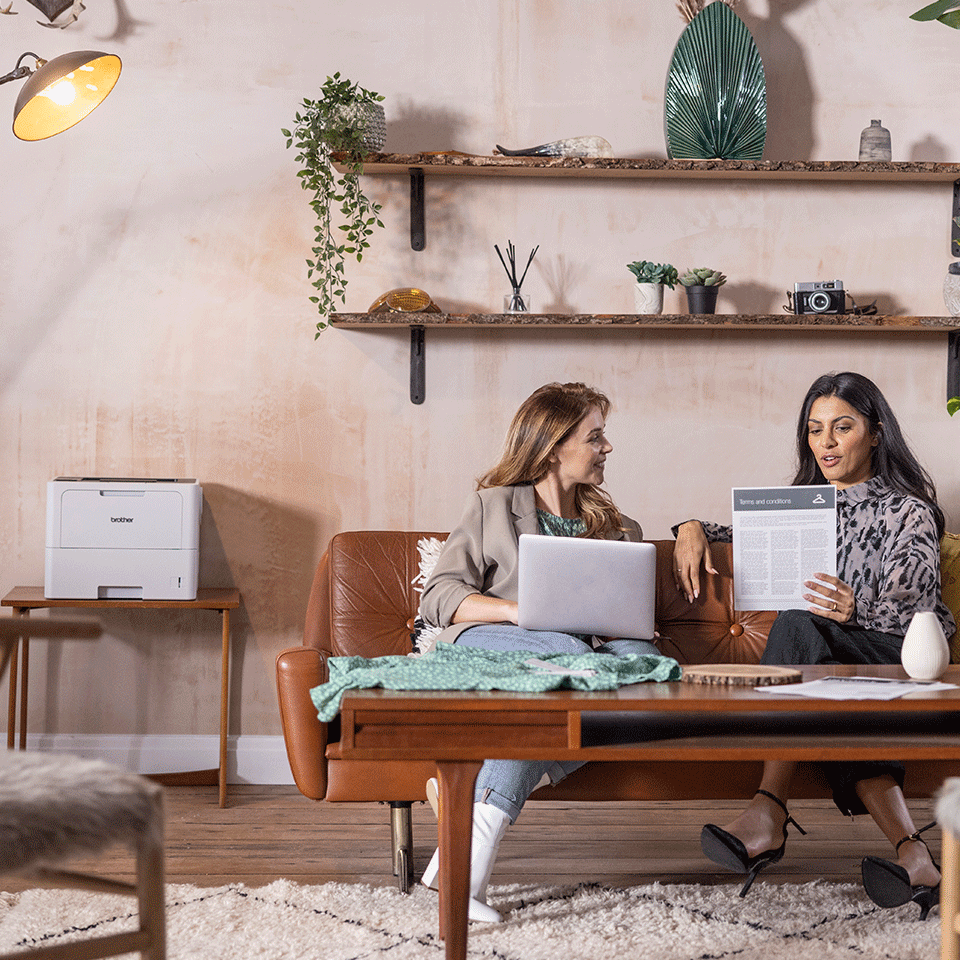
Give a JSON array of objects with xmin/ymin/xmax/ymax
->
[
  {"xmin": 417, "ymin": 381, "xmax": 661, "ymax": 922},
  {"xmin": 674, "ymin": 372, "xmax": 954, "ymax": 918}
]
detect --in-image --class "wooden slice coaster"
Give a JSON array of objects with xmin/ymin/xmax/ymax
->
[{"xmin": 681, "ymin": 664, "xmax": 803, "ymax": 686}]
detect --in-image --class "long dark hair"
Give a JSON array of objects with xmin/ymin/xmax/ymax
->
[
  {"xmin": 793, "ymin": 372, "xmax": 944, "ymax": 537},
  {"xmin": 478, "ymin": 382, "xmax": 625, "ymax": 539}
]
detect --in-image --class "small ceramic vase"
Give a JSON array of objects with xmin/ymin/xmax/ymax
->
[
  {"xmin": 900, "ymin": 611, "xmax": 950, "ymax": 681},
  {"xmin": 859, "ymin": 120, "xmax": 891, "ymax": 162},
  {"xmin": 944, "ymin": 263, "xmax": 960, "ymax": 316},
  {"xmin": 333, "ymin": 103, "xmax": 386, "ymax": 152},
  {"xmin": 633, "ymin": 282, "xmax": 664, "ymax": 315}
]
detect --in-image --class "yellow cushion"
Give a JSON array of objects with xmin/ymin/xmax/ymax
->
[{"xmin": 941, "ymin": 533, "xmax": 960, "ymax": 662}]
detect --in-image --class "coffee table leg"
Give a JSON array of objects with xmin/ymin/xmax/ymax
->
[{"xmin": 436, "ymin": 760, "xmax": 482, "ymax": 960}]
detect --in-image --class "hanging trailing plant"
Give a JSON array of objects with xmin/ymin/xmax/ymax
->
[{"xmin": 282, "ymin": 73, "xmax": 385, "ymax": 336}]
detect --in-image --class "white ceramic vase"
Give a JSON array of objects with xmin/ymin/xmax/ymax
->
[
  {"xmin": 634, "ymin": 282, "xmax": 664, "ymax": 315},
  {"xmin": 900, "ymin": 611, "xmax": 950, "ymax": 681}
]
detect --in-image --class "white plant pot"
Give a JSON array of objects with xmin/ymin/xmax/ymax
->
[
  {"xmin": 900, "ymin": 610, "xmax": 950, "ymax": 681},
  {"xmin": 633, "ymin": 282, "xmax": 664, "ymax": 315}
]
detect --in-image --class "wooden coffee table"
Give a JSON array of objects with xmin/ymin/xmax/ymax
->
[{"xmin": 338, "ymin": 664, "xmax": 960, "ymax": 960}]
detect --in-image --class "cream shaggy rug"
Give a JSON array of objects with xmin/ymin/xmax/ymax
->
[{"xmin": 0, "ymin": 878, "xmax": 941, "ymax": 959}]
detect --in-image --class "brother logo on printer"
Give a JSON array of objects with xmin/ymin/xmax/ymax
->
[{"xmin": 111, "ymin": 517, "xmax": 134, "ymax": 523}]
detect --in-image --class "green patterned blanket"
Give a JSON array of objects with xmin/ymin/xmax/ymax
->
[{"xmin": 310, "ymin": 643, "xmax": 682, "ymax": 721}]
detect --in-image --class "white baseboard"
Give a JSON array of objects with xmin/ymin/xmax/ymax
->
[{"xmin": 21, "ymin": 733, "xmax": 296, "ymax": 785}]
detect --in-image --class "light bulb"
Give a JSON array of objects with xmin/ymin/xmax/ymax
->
[{"xmin": 38, "ymin": 78, "xmax": 77, "ymax": 107}]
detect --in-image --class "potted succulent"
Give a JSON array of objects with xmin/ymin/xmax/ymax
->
[
  {"xmin": 283, "ymin": 73, "xmax": 386, "ymax": 335},
  {"xmin": 680, "ymin": 267, "xmax": 726, "ymax": 314},
  {"xmin": 627, "ymin": 261, "xmax": 679, "ymax": 315}
]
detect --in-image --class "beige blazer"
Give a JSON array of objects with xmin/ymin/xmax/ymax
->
[{"xmin": 419, "ymin": 484, "xmax": 643, "ymax": 646}]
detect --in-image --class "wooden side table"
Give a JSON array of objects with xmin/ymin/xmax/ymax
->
[{"xmin": 1, "ymin": 586, "xmax": 241, "ymax": 807}]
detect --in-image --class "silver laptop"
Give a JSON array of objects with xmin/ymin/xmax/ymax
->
[{"xmin": 517, "ymin": 534, "xmax": 657, "ymax": 640}]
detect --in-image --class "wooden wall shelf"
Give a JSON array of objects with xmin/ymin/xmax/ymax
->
[
  {"xmin": 331, "ymin": 314, "xmax": 960, "ymax": 404},
  {"xmin": 332, "ymin": 313, "xmax": 959, "ymax": 330},
  {"xmin": 336, "ymin": 153, "xmax": 960, "ymax": 182},
  {"xmin": 334, "ymin": 154, "xmax": 960, "ymax": 257},
  {"xmin": 329, "ymin": 155, "xmax": 960, "ymax": 403}
]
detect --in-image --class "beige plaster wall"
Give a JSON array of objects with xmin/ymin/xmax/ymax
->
[{"xmin": 1, "ymin": 0, "xmax": 957, "ymax": 740}]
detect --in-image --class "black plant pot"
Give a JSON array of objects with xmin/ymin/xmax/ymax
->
[{"xmin": 684, "ymin": 284, "xmax": 719, "ymax": 314}]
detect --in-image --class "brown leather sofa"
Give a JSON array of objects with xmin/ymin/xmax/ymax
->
[{"xmin": 275, "ymin": 530, "xmax": 960, "ymax": 890}]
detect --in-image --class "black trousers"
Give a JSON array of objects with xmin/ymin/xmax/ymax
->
[{"xmin": 760, "ymin": 609, "xmax": 906, "ymax": 816}]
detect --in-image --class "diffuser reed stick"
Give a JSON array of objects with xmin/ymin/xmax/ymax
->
[{"xmin": 495, "ymin": 240, "xmax": 538, "ymax": 312}]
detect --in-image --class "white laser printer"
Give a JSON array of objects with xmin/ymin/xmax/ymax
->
[{"xmin": 45, "ymin": 478, "xmax": 202, "ymax": 600}]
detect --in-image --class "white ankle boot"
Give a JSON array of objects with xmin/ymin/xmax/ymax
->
[{"xmin": 421, "ymin": 784, "xmax": 510, "ymax": 923}]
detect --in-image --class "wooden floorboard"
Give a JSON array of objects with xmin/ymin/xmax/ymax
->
[{"xmin": 0, "ymin": 785, "xmax": 941, "ymax": 893}]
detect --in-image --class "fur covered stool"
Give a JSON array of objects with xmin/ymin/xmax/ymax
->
[
  {"xmin": 937, "ymin": 778, "xmax": 960, "ymax": 960},
  {"xmin": 0, "ymin": 751, "xmax": 165, "ymax": 960}
]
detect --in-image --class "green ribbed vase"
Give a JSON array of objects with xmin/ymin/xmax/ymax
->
[{"xmin": 664, "ymin": 2, "xmax": 767, "ymax": 161}]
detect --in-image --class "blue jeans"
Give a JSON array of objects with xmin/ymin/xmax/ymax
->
[{"xmin": 455, "ymin": 624, "xmax": 660, "ymax": 822}]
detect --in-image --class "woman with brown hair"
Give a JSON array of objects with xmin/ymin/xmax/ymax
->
[{"xmin": 418, "ymin": 381, "xmax": 660, "ymax": 921}]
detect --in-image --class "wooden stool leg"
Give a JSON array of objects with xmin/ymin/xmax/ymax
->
[{"xmin": 942, "ymin": 827, "xmax": 960, "ymax": 960}]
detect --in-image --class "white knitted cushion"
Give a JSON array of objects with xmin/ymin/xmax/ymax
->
[
  {"xmin": 0, "ymin": 751, "xmax": 162, "ymax": 874},
  {"xmin": 410, "ymin": 536, "xmax": 445, "ymax": 655}
]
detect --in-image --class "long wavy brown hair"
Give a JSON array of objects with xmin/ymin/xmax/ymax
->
[{"xmin": 477, "ymin": 382, "xmax": 625, "ymax": 540}]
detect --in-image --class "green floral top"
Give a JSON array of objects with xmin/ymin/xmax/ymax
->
[
  {"xmin": 537, "ymin": 509, "xmax": 588, "ymax": 640},
  {"xmin": 537, "ymin": 509, "xmax": 586, "ymax": 538}
]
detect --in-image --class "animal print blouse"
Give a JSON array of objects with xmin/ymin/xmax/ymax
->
[{"xmin": 680, "ymin": 476, "xmax": 955, "ymax": 639}]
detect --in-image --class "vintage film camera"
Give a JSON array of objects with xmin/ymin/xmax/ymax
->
[{"xmin": 793, "ymin": 280, "xmax": 845, "ymax": 314}]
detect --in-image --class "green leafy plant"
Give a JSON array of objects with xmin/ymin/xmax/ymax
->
[
  {"xmin": 679, "ymin": 267, "xmax": 727, "ymax": 286},
  {"xmin": 911, "ymin": 0, "xmax": 960, "ymax": 27},
  {"xmin": 627, "ymin": 261, "xmax": 679, "ymax": 288},
  {"xmin": 282, "ymin": 73, "xmax": 385, "ymax": 336}
]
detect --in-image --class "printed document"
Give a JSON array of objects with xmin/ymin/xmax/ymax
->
[
  {"xmin": 733, "ymin": 485, "xmax": 836, "ymax": 611},
  {"xmin": 757, "ymin": 676, "xmax": 958, "ymax": 700}
]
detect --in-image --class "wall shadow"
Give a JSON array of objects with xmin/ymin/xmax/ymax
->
[
  {"xmin": 34, "ymin": 483, "xmax": 320, "ymax": 742},
  {"xmin": 737, "ymin": 2, "xmax": 817, "ymax": 161},
  {"xmin": 386, "ymin": 100, "xmax": 469, "ymax": 153}
]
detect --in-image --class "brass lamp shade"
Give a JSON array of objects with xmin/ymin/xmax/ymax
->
[{"xmin": 13, "ymin": 51, "xmax": 121, "ymax": 141}]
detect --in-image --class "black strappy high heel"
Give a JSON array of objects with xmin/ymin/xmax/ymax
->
[
  {"xmin": 861, "ymin": 821, "xmax": 940, "ymax": 921},
  {"xmin": 701, "ymin": 788, "xmax": 807, "ymax": 897}
]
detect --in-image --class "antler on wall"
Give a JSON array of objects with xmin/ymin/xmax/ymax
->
[{"xmin": 1, "ymin": 0, "xmax": 87, "ymax": 26}]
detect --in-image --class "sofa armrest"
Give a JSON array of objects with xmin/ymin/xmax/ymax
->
[{"xmin": 276, "ymin": 646, "xmax": 330, "ymax": 800}]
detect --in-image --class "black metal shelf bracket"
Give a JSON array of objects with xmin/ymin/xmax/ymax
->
[
  {"xmin": 410, "ymin": 167, "xmax": 425, "ymax": 250},
  {"xmin": 952, "ymin": 180, "xmax": 960, "ymax": 258},
  {"xmin": 949, "ymin": 329, "xmax": 960, "ymax": 406},
  {"xmin": 410, "ymin": 325, "xmax": 425, "ymax": 404}
]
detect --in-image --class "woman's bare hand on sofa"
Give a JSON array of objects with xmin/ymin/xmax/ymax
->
[{"xmin": 673, "ymin": 521, "xmax": 717, "ymax": 603}]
